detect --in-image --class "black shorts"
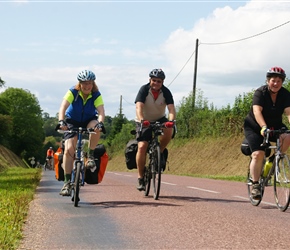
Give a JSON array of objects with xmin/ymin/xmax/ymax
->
[
  {"xmin": 135, "ymin": 116, "xmax": 168, "ymax": 142},
  {"xmin": 63, "ymin": 118, "xmax": 98, "ymax": 140},
  {"xmin": 244, "ymin": 120, "xmax": 287, "ymax": 152}
]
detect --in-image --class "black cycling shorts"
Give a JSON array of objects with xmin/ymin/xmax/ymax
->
[{"xmin": 135, "ymin": 116, "xmax": 168, "ymax": 142}]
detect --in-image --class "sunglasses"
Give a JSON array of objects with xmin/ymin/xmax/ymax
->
[{"xmin": 151, "ymin": 79, "xmax": 163, "ymax": 84}]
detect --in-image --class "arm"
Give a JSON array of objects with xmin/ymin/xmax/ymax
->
[
  {"xmin": 167, "ymin": 104, "xmax": 176, "ymax": 121},
  {"xmin": 96, "ymin": 105, "xmax": 105, "ymax": 123},
  {"xmin": 252, "ymin": 104, "xmax": 267, "ymax": 128},
  {"xmin": 136, "ymin": 101, "xmax": 145, "ymax": 122},
  {"xmin": 284, "ymin": 107, "xmax": 290, "ymax": 123},
  {"xmin": 58, "ymin": 99, "xmax": 70, "ymax": 121}
]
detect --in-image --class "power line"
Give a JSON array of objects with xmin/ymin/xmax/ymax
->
[
  {"xmin": 167, "ymin": 20, "xmax": 290, "ymax": 87},
  {"xmin": 200, "ymin": 20, "xmax": 290, "ymax": 45}
]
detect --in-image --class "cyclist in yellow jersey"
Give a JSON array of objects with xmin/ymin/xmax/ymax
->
[{"xmin": 57, "ymin": 70, "xmax": 106, "ymax": 196}]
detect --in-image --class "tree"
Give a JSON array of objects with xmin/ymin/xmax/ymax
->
[
  {"xmin": 0, "ymin": 77, "xmax": 5, "ymax": 88},
  {"xmin": 0, "ymin": 88, "xmax": 45, "ymax": 160}
]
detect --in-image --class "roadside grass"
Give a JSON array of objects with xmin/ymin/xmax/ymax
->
[{"xmin": 0, "ymin": 167, "xmax": 41, "ymax": 250}]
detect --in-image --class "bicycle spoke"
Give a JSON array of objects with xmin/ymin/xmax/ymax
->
[{"xmin": 274, "ymin": 155, "xmax": 290, "ymax": 212}]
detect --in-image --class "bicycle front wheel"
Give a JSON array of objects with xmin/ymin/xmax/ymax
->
[
  {"xmin": 73, "ymin": 162, "xmax": 81, "ymax": 207},
  {"xmin": 274, "ymin": 154, "xmax": 290, "ymax": 212},
  {"xmin": 152, "ymin": 145, "xmax": 161, "ymax": 200}
]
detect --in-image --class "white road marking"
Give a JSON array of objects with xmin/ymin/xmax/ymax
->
[
  {"xmin": 161, "ymin": 181, "xmax": 177, "ymax": 186},
  {"xmin": 187, "ymin": 186, "xmax": 220, "ymax": 194}
]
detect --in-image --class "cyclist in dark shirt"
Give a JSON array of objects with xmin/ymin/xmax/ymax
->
[
  {"xmin": 134, "ymin": 68, "xmax": 176, "ymax": 191},
  {"xmin": 244, "ymin": 66, "xmax": 290, "ymax": 199}
]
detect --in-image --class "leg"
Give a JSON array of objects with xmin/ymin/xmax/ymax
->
[
  {"xmin": 159, "ymin": 127, "xmax": 172, "ymax": 152},
  {"xmin": 60, "ymin": 137, "xmax": 77, "ymax": 196},
  {"xmin": 87, "ymin": 120, "xmax": 100, "ymax": 150},
  {"xmin": 280, "ymin": 134, "xmax": 290, "ymax": 153},
  {"xmin": 250, "ymin": 150, "xmax": 265, "ymax": 182},
  {"xmin": 250, "ymin": 150, "xmax": 265, "ymax": 199},
  {"xmin": 136, "ymin": 141, "xmax": 148, "ymax": 191}
]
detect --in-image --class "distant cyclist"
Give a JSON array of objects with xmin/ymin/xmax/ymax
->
[
  {"xmin": 46, "ymin": 147, "xmax": 54, "ymax": 168},
  {"xmin": 243, "ymin": 66, "xmax": 290, "ymax": 200},
  {"xmin": 57, "ymin": 70, "xmax": 105, "ymax": 196},
  {"xmin": 134, "ymin": 68, "xmax": 176, "ymax": 191}
]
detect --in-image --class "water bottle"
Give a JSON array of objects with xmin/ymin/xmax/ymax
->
[{"xmin": 263, "ymin": 160, "xmax": 273, "ymax": 177}]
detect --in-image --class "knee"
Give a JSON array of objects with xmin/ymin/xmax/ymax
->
[{"xmin": 251, "ymin": 150, "xmax": 264, "ymax": 160}]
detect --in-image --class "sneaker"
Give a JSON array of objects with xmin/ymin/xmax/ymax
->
[
  {"xmin": 59, "ymin": 182, "xmax": 71, "ymax": 196},
  {"xmin": 251, "ymin": 183, "xmax": 261, "ymax": 200},
  {"xmin": 86, "ymin": 156, "xmax": 96, "ymax": 169},
  {"xmin": 136, "ymin": 178, "xmax": 145, "ymax": 191}
]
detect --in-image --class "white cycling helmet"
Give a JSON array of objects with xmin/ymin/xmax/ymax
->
[{"xmin": 77, "ymin": 70, "xmax": 96, "ymax": 81}]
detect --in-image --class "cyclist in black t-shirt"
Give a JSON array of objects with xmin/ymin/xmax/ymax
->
[{"xmin": 244, "ymin": 66, "xmax": 290, "ymax": 199}]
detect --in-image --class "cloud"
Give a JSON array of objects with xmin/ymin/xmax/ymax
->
[{"xmin": 2, "ymin": 0, "xmax": 290, "ymax": 120}]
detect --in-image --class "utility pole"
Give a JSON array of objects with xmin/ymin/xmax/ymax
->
[
  {"xmin": 192, "ymin": 38, "xmax": 199, "ymax": 109},
  {"xmin": 119, "ymin": 95, "xmax": 123, "ymax": 117}
]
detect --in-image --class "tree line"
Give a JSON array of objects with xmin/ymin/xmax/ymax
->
[{"xmin": 0, "ymin": 77, "xmax": 289, "ymax": 163}]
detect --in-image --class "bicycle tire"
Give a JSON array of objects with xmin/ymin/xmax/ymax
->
[
  {"xmin": 74, "ymin": 162, "xmax": 81, "ymax": 207},
  {"xmin": 152, "ymin": 145, "xmax": 161, "ymax": 200},
  {"xmin": 247, "ymin": 161, "xmax": 263, "ymax": 206},
  {"xmin": 144, "ymin": 165, "xmax": 151, "ymax": 196},
  {"xmin": 274, "ymin": 154, "xmax": 290, "ymax": 212}
]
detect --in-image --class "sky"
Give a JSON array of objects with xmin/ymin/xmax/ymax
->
[{"xmin": 1, "ymin": 0, "xmax": 290, "ymax": 120}]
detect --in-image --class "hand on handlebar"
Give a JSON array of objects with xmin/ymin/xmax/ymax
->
[
  {"xmin": 164, "ymin": 121, "xmax": 175, "ymax": 128},
  {"xmin": 57, "ymin": 120, "xmax": 68, "ymax": 130},
  {"xmin": 260, "ymin": 126, "xmax": 267, "ymax": 137},
  {"xmin": 94, "ymin": 121, "xmax": 106, "ymax": 134},
  {"xmin": 142, "ymin": 120, "xmax": 150, "ymax": 127}
]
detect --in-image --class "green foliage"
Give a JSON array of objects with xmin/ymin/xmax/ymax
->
[
  {"xmin": 0, "ymin": 167, "xmax": 41, "ymax": 250},
  {"xmin": 107, "ymin": 122, "xmax": 135, "ymax": 156},
  {"xmin": 0, "ymin": 76, "xmax": 5, "ymax": 88},
  {"xmin": 0, "ymin": 115, "xmax": 13, "ymax": 146},
  {"xmin": 106, "ymin": 114, "xmax": 131, "ymax": 144},
  {"xmin": 0, "ymin": 88, "xmax": 45, "ymax": 160}
]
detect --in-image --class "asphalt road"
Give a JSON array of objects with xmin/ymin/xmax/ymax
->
[{"xmin": 19, "ymin": 170, "xmax": 290, "ymax": 249}]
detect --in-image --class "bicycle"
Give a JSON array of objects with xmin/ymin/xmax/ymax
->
[
  {"xmin": 58, "ymin": 127, "xmax": 95, "ymax": 207},
  {"xmin": 246, "ymin": 127, "xmax": 290, "ymax": 212},
  {"xmin": 140, "ymin": 120, "xmax": 175, "ymax": 200},
  {"xmin": 44, "ymin": 158, "xmax": 52, "ymax": 171}
]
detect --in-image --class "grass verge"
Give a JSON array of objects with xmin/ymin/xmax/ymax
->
[{"xmin": 0, "ymin": 167, "xmax": 41, "ymax": 250}]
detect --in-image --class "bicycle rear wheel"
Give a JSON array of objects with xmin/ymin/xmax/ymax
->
[
  {"xmin": 247, "ymin": 161, "xmax": 263, "ymax": 206},
  {"xmin": 73, "ymin": 162, "xmax": 81, "ymax": 207},
  {"xmin": 274, "ymin": 155, "xmax": 290, "ymax": 212},
  {"xmin": 152, "ymin": 145, "xmax": 161, "ymax": 200}
]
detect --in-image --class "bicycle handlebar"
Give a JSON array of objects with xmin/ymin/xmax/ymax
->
[
  {"xmin": 57, "ymin": 127, "xmax": 96, "ymax": 134},
  {"xmin": 261, "ymin": 127, "xmax": 290, "ymax": 146}
]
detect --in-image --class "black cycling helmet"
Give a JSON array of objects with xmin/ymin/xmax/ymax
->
[
  {"xmin": 149, "ymin": 68, "xmax": 166, "ymax": 80},
  {"xmin": 266, "ymin": 67, "xmax": 286, "ymax": 81}
]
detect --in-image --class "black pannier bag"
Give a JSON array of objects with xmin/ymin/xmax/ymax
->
[
  {"xmin": 241, "ymin": 138, "xmax": 252, "ymax": 156},
  {"xmin": 241, "ymin": 138, "xmax": 271, "ymax": 157},
  {"xmin": 125, "ymin": 139, "xmax": 138, "ymax": 170},
  {"xmin": 85, "ymin": 144, "xmax": 108, "ymax": 184}
]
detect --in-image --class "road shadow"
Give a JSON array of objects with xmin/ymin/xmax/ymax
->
[
  {"xmin": 83, "ymin": 200, "xmax": 181, "ymax": 208},
  {"xmin": 159, "ymin": 195, "xmax": 249, "ymax": 204}
]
